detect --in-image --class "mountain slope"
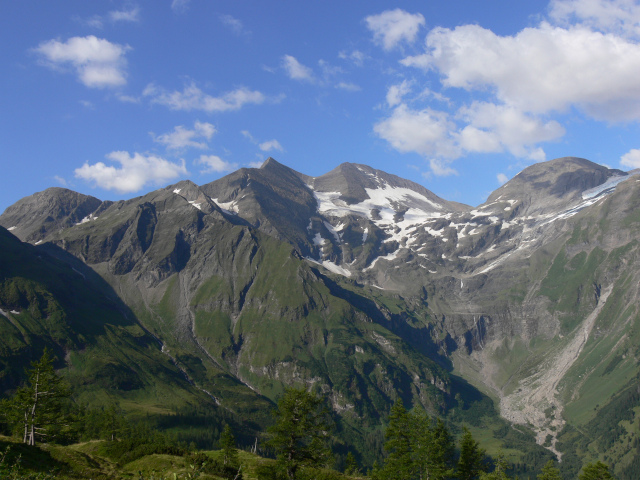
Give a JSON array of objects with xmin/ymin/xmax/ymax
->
[
  {"xmin": 0, "ymin": 225, "xmax": 206, "ymax": 408},
  {"xmin": 2, "ymin": 156, "xmax": 640, "ymax": 476}
]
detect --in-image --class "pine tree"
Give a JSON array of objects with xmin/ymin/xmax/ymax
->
[
  {"xmin": 579, "ymin": 461, "xmax": 614, "ymax": 480},
  {"xmin": 377, "ymin": 401, "xmax": 454, "ymax": 480},
  {"xmin": 1, "ymin": 348, "xmax": 71, "ymax": 446},
  {"xmin": 479, "ymin": 454, "xmax": 510, "ymax": 480},
  {"xmin": 380, "ymin": 399, "xmax": 415, "ymax": 480},
  {"xmin": 266, "ymin": 387, "xmax": 333, "ymax": 480},
  {"xmin": 219, "ymin": 424, "xmax": 239, "ymax": 467},
  {"xmin": 457, "ymin": 426, "xmax": 486, "ymax": 480},
  {"xmin": 344, "ymin": 452, "xmax": 360, "ymax": 475},
  {"xmin": 537, "ymin": 459, "xmax": 562, "ymax": 480}
]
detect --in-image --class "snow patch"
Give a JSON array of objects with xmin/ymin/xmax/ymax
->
[
  {"xmin": 582, "ymin": 174, "xmax": 635, "ymax": 200},
  {"xmin": 364, "ymin": 250, "xmax": 399, "ymax": 271},
  {"xmin": 362, "ymin": 227, "xmax": 368, "ymax": 243},
  {"xmin": 173, "ymin": 188, "xmax": 181, "ymax": 194},
  {"xmin": 76, "ymin": 213, "xmax": 98, "ymax": 225},
  {"xmin": 213, "ymin": 198, "xmax": 239, "ymax": 215},
  {"xmin": 7, "ymin": 226, "xmax": 17, "ymax": 231},
  {"xmin": 323, "ymin": 221, "xmax": 341, "ymax": 243},
  {"xmin": 305, "ymin": 257, "xmax": 352, "ymax": 277},
  {"xmin": 312, "ymin": 233, "xmax": 326, "ymax": 247}
]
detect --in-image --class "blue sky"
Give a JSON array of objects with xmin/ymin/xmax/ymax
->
[{"xmin": 2, "ymin": 0, "xmax": 640, "ymax": 213}]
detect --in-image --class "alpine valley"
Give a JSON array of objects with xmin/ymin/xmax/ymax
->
[{"xmin": 2, "ymin": 156, "xmax": 640, "ymax": 478}]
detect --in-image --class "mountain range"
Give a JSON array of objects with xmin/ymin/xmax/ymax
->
[{"xmin": 1, "ymin": 156, "xmax": 640, "ymax": 478}]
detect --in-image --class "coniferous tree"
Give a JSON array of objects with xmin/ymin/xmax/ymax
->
[
  {"xmin": 379, "ymin": 399, "xmax": 415, "ymax": 480},
  {"xmin": 537, "ymin": 459, "xmax": 562, "ymax": 480},
  {"xmin": 266, "ymin": 387, "xmax": 333, "ymax": 480},
  {"xmin": 1, "ymin": 348, "xmax": 71, "ymax": 446},
  {"xmin": 457, "ymin": 427, "xmax": 486, "ymax": 480},
  {"xmin": 219, "ymin": 424, "xmax": 239, "ymax": 467},
  {"xmin": 377, "ymin": 401, "xmax": 454, "ymax": 480},
  {"xmin": 479, "ymin": 454, "xmax": 510, "ymax": 480},
  {"xmin": 344, "ymin": 452, "xmax": 360, "ymax": 476},
  {"xmin": 579, "ymin": 461, "xmax": 614, "ymax": 480}
]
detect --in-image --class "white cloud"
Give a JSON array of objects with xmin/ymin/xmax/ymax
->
[
  {"xmin": 282, "ymin": 55, "xmax": 315, "ymax": 82},
  {"xmin": 374, "ymin": 104, "xmax": 460, "ymax": 161},
  {"xmin": 338, "ymin": 50, "xmax": 366, "ymax": 66},
  {"xmin": 54, "ymin": 175, "xmax": 68, "ymax": 187},
  {"xmin": 374, "ymin": 101, "xmax": 564, "ymax": 174},
  {"xmin": 620, "ymin": 148, "xmax": 640, "ymax": 168},
  {"xmin": 259, "ymin": 140, "xmax": 283, "ymax": 152},
  {"xmin": 386, "ymin": 80, "xmax": 412, "ymax": 107},
  {"xmin": 335, "ymin": 82, "xmax": 361, "ymax": 92},
  {"xmin": 458, "ymin": 102, "xmax": 565, "ymax": 158},
  {"xmin": 117, "ymin": 93, "xmax": 141, "ymax": 104},
  {"xmin": 35, "ymin": 36, "xmax": 129, "ymax": 88},
  {"xmin": 220, "ymin": 14, "xmax": 250, "ymax": 36},
  {"xmin": 497, "ymin": 173, "xmax": 509, "ymax": 185},
  {"xmin": 195, "ymin": 155, "xmax": 238, "ymax": 173},
  {"xmin": 153, "ymin": 121, "xmax": 216, "ymax": 150},
  {"xmin": 75, "ymin": 151, "xmax": 188, "ymax": 192},
  {"xmin": 549, "ymin": 0, "xmax": 640, "ymax": 38},
  {"xmin": 365, "ymin": 9, "xmax": 425, "ymax": 51},
  {"xmin": 144, "ymin": 82, "xmax": 266, "ymax": 112},
  {"xmin": 75, "ymin": 14, "xmax": 104, "ymax": 29},
  {"xmin": 109, "ymin": 7, "xmax": 140, "ymax": 23},
  {"xmin": 171, "ymin": 0, "xmax": 190, "ymax": 13},
  {"xmin": 248, "ymin": 161, "xmax": 264, "ymax": 168},
  {"xmin": 402, "ymin": 23, "xmax": 640, "ymax": 121},
  {"xmin": 241, "ymin": 130, "xmax": 256, "ymax": 142}
]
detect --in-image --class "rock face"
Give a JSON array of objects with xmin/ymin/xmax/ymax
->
[
  {"xmin": 0, "ymin": 188, "xmax": 109, "ymax": 243},
  {"xmin": 2, "ymin": 156, "xmax": 640, "ymax": 476}
]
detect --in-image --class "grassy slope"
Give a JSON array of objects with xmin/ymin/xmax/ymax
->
[
  {"xmin": 1, "ymin": 435, "xmax": 363, "ymax": 480},
  {"xmin": 0, "ymin": 226, "xmax": 210, "ymax": 413}
]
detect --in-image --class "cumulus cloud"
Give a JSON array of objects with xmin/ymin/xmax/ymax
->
[
  {"xmin": 365, "ymin": 9, "xmax": 425, "ymax": 50},
  {"xmin": 374, "ymin": 104, "xmax": 460, "ymax": 161},
  {"xmin": 153, "ymin": 121, "xmax": 216, "ymax": 150},
  {"xmin": 144, "ymin": 82, "xmax": 266, "ymax": 112},
  {"xmin": 497, "ymin": 173, "xmax": 509, "ymax": 184},
  {"xmin": 458, "ymin": 102, "xmax": 565, "ymax": 159},
  {"xmin": 549, "ymin": 0, "xmax": 640, "ymax": 38},
  {"xmin": 282, "ymin": 55, "xmax": 315, "ymax": 82},
  {"xmin": 75, "ymin": 151, "xmax": 188, "ymax": 192},
  {"xmin": 402, "ymin": 23, "xmax": 640, "ymax": 121},
  {"xmin": 34, "ymin": 36, "xmax": 130, "ymax": 88},
  {"xmin": 373, "ymin": 1, "xmax": 640, "ymax": 175},
  {"xmin": 621, "ymin": 148, "xmax": 640, "ymax": 168},
  {"xmin": 374, "ymin": 101, "xmax": 564, "ymax": 174},
  {"xmin": 195, "ymin": 155, "xmax": 238, "ymax": 173},
  {"xmin": 259, "ymin": 140, "xmax": 283, "ymax": 152}
]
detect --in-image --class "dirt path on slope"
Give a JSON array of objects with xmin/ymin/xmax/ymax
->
[{"xmin": 498, "ymin": 285, "xmax": 612, "ymax": 460}]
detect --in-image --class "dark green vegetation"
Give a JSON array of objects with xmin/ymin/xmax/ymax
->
[{"xmin": 0, "ymin": 385, "xmax": 614, "ymax": 479}]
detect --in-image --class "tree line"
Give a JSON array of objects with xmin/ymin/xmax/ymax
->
[{"xmin": 0, "ymin": 350, "xmax": 619, "ymax": 480}]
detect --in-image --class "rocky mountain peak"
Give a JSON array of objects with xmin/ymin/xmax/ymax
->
[
  {"xmin": 0, "ymin": 187, "xmax": 107, "ymax": 243},
  {"xmin": 486, "ymin": 157, "xmax": 626, "ymax": 216}
]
